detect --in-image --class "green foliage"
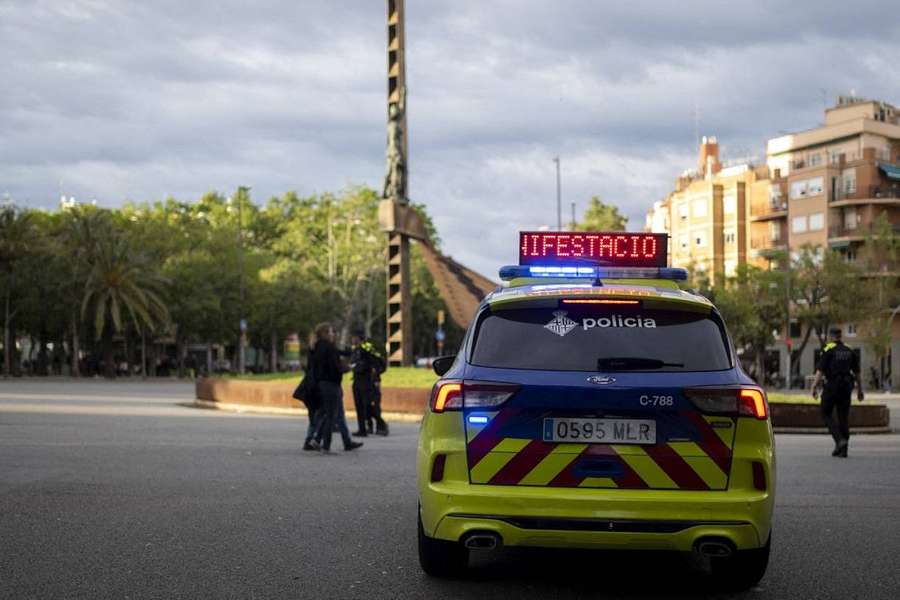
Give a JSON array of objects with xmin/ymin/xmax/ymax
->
[
  {"xmin": 1, "ymin": 186, "xmax": 447, "ymax": 376},
  {"xmin": 855, "ymin": 213, "xmax": 900, "ymax": 370},
  {"xmin": 706, "ymin": 264, "xmax": 786, "ymax": 382},
  {"xmin": 575, "ymin": 196, "xmax": 628, "ymax": 231}
]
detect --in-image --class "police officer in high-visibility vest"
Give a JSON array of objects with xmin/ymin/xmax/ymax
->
[
  {"xmin": 350, "ymin": 333, "xmax": 388, "ymax": 437},
  {"xmin": 812, "ymin": 328, "xmax": 864, "ymax": 457}
]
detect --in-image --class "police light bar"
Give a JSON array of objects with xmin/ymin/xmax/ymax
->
[
  {"xmin": 498, "ymin": 265, "xmax": 688, "ymax": 281},
  {"xmin": 519, "ymin": 231, "xmax": 668, "ymax": 268}
]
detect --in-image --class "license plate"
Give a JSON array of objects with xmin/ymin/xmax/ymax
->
[{"xmin": 542, "ymin": 418, "xmax": 656, "ymax": 445}]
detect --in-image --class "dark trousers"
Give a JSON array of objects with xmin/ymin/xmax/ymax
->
[
  {"xmin": 316, "ymin": 381, "xmax": 352, "ymax": 451},
  {"xmin": 304, "ymin": 406, "xmax": 319, "ymax": 445},
  {"xmin": 352, "ymin": 378, "xmax": 370, "ymax": 433},
  {"xmin": 369, "ymin": 384, "xmax": 385, "ymax": 429},
  {"xmin": 821, "ymin": 382, "xmax": 852, "ymax": 443}
]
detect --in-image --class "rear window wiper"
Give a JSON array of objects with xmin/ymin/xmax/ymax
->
[{"xmin": 597, "ymin": 357, "xmax": 685, "ymax": 371}]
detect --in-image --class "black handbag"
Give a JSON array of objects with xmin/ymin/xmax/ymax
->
[{"xmin": 293, "ymin": 372, "xmax": 318, "ymax": 407}]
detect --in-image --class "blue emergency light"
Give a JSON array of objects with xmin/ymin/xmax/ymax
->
[{"xmin": 500, "ymin": 231, "xmax": 685, "ymax": 281}]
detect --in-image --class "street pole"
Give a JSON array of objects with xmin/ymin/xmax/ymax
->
[
  {"xmin": 784, "ymin": 262, "xmax": 792, "ymax": 389},
  {"xmin": 570, "ymin": 201, "xmax": 576, "ymax": 231},
  {"xmin": 554, "ymin": 156, "xmax": 562, "ymax": 231},
  {"xmin": 237, "ymin": 186, "xmax": 250, "ymax": 375}
]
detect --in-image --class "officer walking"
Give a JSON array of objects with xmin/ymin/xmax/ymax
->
[
  {"xmin": 812, "ymin": 328, "xmax": 864, "ymax": 457},
  {"xmin": 350, "ymin": 333, "xmax": 388, "ymax": 437}
]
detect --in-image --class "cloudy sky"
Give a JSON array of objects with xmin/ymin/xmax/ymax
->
[{"xmin": 3, "ymin": 1, "xmax": 900, "ymax": 276}]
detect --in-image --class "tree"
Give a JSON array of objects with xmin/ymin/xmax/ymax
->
[
  {"xmin": 856, "ymin": 213, "xmax": 900, "ymax": 386},
  {"xmin": 709, "ymin": 265, "xmax": 786, "ymax": 383},
  {"xmin": 788, "ymin": 245, "xmax": 861, "ymax": 380},
  {"xmin": 0, "ymin": 205, "xmax": 35, "ymax": 376},
  {"xmin": 81, "ymin": 234, "xmax": 170, "ymax": 378},
  {"xmin": 575, "ymin": 197, "xmax": 628, "ymax": 231}
]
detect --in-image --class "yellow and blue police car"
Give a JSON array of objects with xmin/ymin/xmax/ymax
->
[{"xmin": 417, "ymin": 231, "xmax": 774, "ymax": 589}]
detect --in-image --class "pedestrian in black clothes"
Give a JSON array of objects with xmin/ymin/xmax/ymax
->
[
  {"xmin": 308, "ymin": 322, "xmax": 363, "ymax": 454},
  {"xmin": 350, "ymin": 333, "xmax": 389, "ymax": 437},
  {"xmin": 812, "ymin": 328, "xmax": 864, "ymax": 457},
  {"xmin": 301, "ymin": 335, "xmax": 322, "ymax": 451}
]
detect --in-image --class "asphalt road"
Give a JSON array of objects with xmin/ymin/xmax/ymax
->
[{"xmin": 1, "ymin": 380, "xmax": 899, "ymax": 600}]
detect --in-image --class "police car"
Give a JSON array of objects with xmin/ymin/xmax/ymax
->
[{"xmin": 416, "ymin": 231, "xmax": 774, "ymax": 589}]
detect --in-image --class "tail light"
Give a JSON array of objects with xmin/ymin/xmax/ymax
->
[
  {"xmin": 430, "ymin": 381, "xmax": 462, "ymax": 413},
  {"xmin": 463, "ymin": 382, "xmax": 519, "ymax": 408},
  {"xmin": 429, "ymin": 381, "xmax": 519, "ymax": 413},
  {"xmin": 684, "ymin": 387, "xmax": 768, "ymax": 420}
]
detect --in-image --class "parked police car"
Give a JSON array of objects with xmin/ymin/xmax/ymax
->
[{"xmin": 417, "ymin": 231, "xmax": 774, "ymax": 590}]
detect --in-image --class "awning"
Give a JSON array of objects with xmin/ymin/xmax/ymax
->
[{"xmin": 878, "ymin": 162, "xmax": 900, "ymax": 181}]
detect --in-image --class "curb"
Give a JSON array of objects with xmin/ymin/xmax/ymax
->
[
  {"xmin": 191, "ymin": 399, "xmax": 423, "ymax": 423},
  {"xmin": 773, "ymin": 426, "xmax": 893, "ymax": 435}
]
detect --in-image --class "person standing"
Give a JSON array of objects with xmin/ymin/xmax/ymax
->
[
  {"xmin": 308, "ymin": 323, "xmax": 363, "ymax": 454},
  {"xmin": 812, "ymin": 328, "xmax": 864, "ymax": 457},
  {"xmin": 350, "ymin": 333, "xmax": 389, "ymax": 437}
]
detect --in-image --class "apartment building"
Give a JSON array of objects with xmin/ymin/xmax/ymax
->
[
  {"xmin": 752, "ymin": 96, "xmax": 900, "ymax": 384},
  {"xmin": 751, "ymin": 96, "xmax": 900, "ymax": 266},
  {"xmin": 646, "ymin": 98, "xmax": 900, "ymax": 387},
  {"xmin": 645, "ymin": 137, "xmax": 761, "ymax": 285}
]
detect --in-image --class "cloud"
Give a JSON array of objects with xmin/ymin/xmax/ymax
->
[{"xmin": 3, "ymin": 0, "xmax": 900, "ymax": 275}]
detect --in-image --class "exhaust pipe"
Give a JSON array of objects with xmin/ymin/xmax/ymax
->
[
  {"xmin": 462, "ymin": 531, "xmax": 502, "ymax": 550},
  {"xmin": 695, "ymin": 538, "xmax": 734, "ymax": 558}
]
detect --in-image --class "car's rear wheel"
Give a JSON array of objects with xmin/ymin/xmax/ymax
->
[
  {"xmin": 417, "ymin": 511, "xmax": 469, "ymax": 578},
  {"xmin": 709, "ymin": 535, "xmax": 771, "ymax": 591}
]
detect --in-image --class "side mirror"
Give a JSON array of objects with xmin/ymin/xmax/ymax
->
[{"xmin": 432, "ymin": 355, "xmax": 456, "ymax": 377}]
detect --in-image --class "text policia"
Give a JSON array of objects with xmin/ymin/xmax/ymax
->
[
  {"xmin": 519, "ymin": 232, "xmax": 668, "ymax": 268},
  {"xmin": 582, "ymin": 315, "xmax": 657, "ymax": 329}
]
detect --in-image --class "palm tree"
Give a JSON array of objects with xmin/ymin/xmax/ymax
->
[
  {"xmin": 81, "ymin": 234, "xmax": 169, "ymax": 378},
  {"xmin": 58, "ymin": 207, "xmax": 109, "ymax": 377}
]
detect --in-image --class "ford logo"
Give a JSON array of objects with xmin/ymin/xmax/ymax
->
[{"xmin": 587, "ymin": 375, "xmax": 616, "ymax": 385}]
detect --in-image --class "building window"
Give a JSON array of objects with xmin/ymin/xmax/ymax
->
[
  {"xmin": 695, "ymin": 231, "xmax": 707, "ymax": 247},
  {"xmin": 791, "ymin": 215, "xmax": 808, "ymax": 233},
  {"xmin": 847, "ymin": 323, "xmax": 857, "ymax": 337},
  {"xmin": 678, "ymin": 203, "xmax": 688, "ymax": 220},
  {"xmin": 808, "ymin": 212, "xmax": 825, "ymax": 231},
  {"xmin": 724, "ymin": 229, "xmax": 736, "ymax": 245},
  {"xmin": 790, "ymin": 180, "xmax": 807, "ymax": 199},
  {"xmin": 679, "ymin": 234, "xmax": 688, "ymax": 249},
  {"xmin": 807, "ymin": 177, "xmax": 824, "ymax": 196},
  {"xmin": 723, "ymin": 194, "xmax": 736, "ymax": 215},
  {"xmin": 808, "ymin": 153, "xmax": 822, "ymax": 167},
  {"xmin": 843, "ymin": 169, "xmax": 857, "ymax": 194},
  {"xmin": 768, "ymin": 221, "xmax": 781, "ymax": 242},
  {"xmin": 724, "ymin": 259, "xmax": 737, "ymax": 277},
  {"xmin": 769, "ymin": 186, "xmax": 785, "ymax": 209},
  {"xmin": 789, "ymin": 321, "xmax": 801, "ymax": 338},
  {"xmin": 844, "ymin": 208, "xmax": 857, "ymax": 230},
  {"xmin": 693, "ymin": 199, "xmax": 707, "ymax": 217}
]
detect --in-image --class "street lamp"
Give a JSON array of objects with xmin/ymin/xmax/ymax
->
[{"xmin": 553, "ymin": 156, "xmax": 562, "ymax": 231}]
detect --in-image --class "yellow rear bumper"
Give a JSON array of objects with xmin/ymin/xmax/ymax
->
[{"xmin": 421, "ymin": 481, "xmax": 772, "ymax": 552}]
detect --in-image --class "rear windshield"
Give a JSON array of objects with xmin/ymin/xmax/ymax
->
[{"xmin": 471, "ymin": 304, "xmax": 731, "ymax": 372}]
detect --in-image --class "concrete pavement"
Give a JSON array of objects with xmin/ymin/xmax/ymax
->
[{"xmin": 1, "ymin": 379, "xmax": 899, "ymax": 599}]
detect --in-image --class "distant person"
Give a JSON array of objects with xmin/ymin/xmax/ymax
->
[
  {"xmin": 301, "ymin": 334, "xmax": 321, "ymax": 451},
  {"xmin": 349, "ymin": 333, "xmax": 388, "ymax": 437},
  {"xmin": 812, "ymin": 328, "xmax": 863, "ymax": 457},
  {"xmin": 308, "ymin": 322, "xmax": 362, "ymax": 454}
]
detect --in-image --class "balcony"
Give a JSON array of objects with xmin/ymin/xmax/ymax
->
[
  {"xmin": 830, "ymin": 184, "xmax": 900, "ymax": 206},
  {"xmin": 750, "ymin": 198, "xmax": 788, "ymax": 221},
  {"xmin": 828, "ymin": 222, "xmax": 900, "ymax": 241},
  {"xmin": 751, "ymin": 235, "xmax": 786, "ymax": 253}
]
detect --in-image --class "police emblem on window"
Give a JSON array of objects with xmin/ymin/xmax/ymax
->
[{"xmin": 545, "ymin": 310, "xmax": 577, "ymax": 337}]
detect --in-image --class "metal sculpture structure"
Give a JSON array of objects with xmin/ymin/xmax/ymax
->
[{"xmin": 379, "ymin": 0, "xmax": 495, "ymax": 365}]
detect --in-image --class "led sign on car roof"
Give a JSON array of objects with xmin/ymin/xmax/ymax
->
[
  {"xmin": 499, "ymin": 231, "xmax": 684, "ymax": 281},
  {"xmin": 519, "ymin": 232, "xmax": 668, "ymax": 268}
]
